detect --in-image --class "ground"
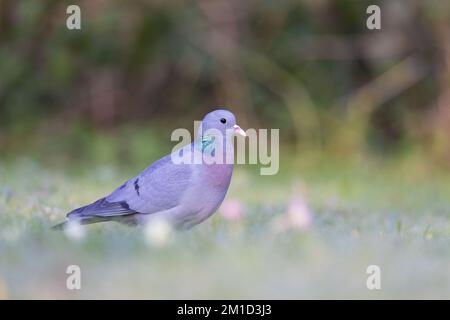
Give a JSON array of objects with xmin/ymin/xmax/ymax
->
[{"xmin": 0, "ymin": 155, "xmax": 449, "ymax": 299}]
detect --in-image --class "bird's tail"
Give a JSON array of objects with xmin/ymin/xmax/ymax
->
[
  {"xmin": 51, "ymin": 197, "xmax": 137, "ymax": 230},
  {"xmin": 51, "ymin": 220, "xmax": 68, "ymax": 231},
  {"xmin": 51, "ymin": 217, "xmax": 110, "ymax": 230}
]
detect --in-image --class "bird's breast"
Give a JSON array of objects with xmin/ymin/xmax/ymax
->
[{"xmin": 204, "ymin": 163, "xmax": 233, "ymax": 190}]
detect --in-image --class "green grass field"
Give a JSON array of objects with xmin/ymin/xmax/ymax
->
[{"xmin": 0, "ymin": 156, "xmax": 449, "ymax": 299}]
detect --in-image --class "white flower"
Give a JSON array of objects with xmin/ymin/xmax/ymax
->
[
  {"xmin": 287, "ymin": 195, "xmax": 313, "ymax": 230},
  {"xmin": 64, "ymin": 221, "xmax": 86, "ymax": 241},
  {"xmin": 144, "ymin": 218, "xmax": 172, "ymax": 247}
]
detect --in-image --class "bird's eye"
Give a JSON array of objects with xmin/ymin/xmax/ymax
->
[{"xmin": 220, "ymin": 118, "xmax": 226, "ymax": 124}]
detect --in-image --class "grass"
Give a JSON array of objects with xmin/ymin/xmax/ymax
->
[{"xmin": 0, "ymin": 155, "xmax": 449, "ymax": 299}]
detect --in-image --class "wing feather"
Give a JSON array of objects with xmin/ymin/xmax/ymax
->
[
  {"xmin": 106, "ymin": 152, "xmax": 192, "ymax": 214},
  {"xmin": 67, "ymin": 198, "xmax": 136, "ymax": 218}
]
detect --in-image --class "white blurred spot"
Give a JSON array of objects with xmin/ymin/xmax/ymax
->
[
  {"xmin": 271, "ymin": 182, "xmax": 314, "ymax": 233},
  {"xmin": 286, "ymin": 189, "xmax": 313, "ymax": 230},
  {"xmin": 220, "ymin": 199, "xmax": 244, "ymax": 221},
  {"xmin": 64, "ymin": 221, "xmax": 86, "ymax": 241},
  {"xmin": 144, "ymin": 218, "xmax": 172, "ymax": 247}
]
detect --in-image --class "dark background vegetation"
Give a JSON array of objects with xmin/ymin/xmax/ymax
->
[{"xmin": 1, "ymin": 0, "xmax": 450, "ymax": 167}]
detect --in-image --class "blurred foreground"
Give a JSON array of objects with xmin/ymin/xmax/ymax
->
[{"xmin": 0, "ymin": 153, "xmax": 449, "ymax": 299}]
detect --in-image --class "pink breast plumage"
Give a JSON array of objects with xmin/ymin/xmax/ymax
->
[{"xmin": 205, "ymin": 164, "xmax": 233, "ymax": 189}]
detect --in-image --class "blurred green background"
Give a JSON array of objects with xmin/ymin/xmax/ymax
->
[
  {"xmin": 0, "ymin": 0, "xmax": 449, "ymax": 299},
  {"xmin": 1, "ymin": 0, "xmax": 450, "ymax": 166}
]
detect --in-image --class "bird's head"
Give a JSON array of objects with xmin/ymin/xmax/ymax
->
[{"xmin": 199, "ymin": 109, "xmax": 246, "ymax": 139}]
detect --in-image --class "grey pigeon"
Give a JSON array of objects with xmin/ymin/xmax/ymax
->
[{"xmin": 53, "ymin": 109, "xmax": 246, "ymax": 230}]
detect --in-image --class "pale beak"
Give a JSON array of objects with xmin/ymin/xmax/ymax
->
[{"xmin": 233, "ymin": 124, "xmax": 247, "ymax": 137}]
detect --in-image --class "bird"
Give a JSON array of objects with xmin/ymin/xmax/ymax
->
[{"xmin": 53, "ymin": 109, "xmax": 247, "ymax": 230}]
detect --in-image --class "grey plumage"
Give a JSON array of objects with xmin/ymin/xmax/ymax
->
[{"xmin": 53, "ymin": 109, "xmax": 246, "ymax": 230}]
